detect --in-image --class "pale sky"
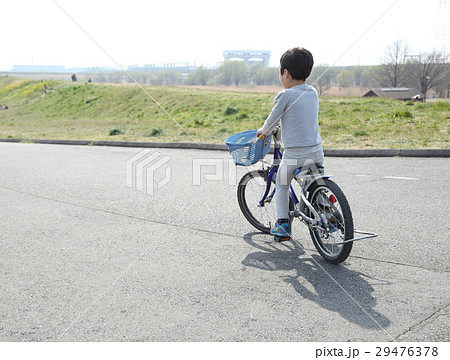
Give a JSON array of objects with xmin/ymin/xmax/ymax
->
[{"xmin": 0, "ymin": 0, "xmax": 448, "ymax": 70}]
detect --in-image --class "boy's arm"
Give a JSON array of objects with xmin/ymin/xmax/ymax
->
[{"xmin": 260, "ymin": 91, "xmax": 286, "ymax": 136}]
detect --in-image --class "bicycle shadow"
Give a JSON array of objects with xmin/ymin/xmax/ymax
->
[{"xmin": 242, "ymin": 232, "xmax": 391, "ymax": 330}]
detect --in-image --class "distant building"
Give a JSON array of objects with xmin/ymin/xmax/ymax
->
[
  {"xmin": 362, "ymin": 88, "xmax": 423, "ymax": 101},
  {"xmin": 223, "ymin": 50, "xmax": 271, "ymax": 67},
  {"xmin": 127, "ymin": 63, "xmax": 196, "ymax": 73}
]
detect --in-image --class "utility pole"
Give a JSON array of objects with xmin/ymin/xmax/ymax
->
[{"xmin": 434, "ymin": 0, "xmax": 447, "ymax": 56}]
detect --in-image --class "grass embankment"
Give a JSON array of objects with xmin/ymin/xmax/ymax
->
[{"xmin": 0, "ymin": 76, "xmax": 448, "ymax": 148}]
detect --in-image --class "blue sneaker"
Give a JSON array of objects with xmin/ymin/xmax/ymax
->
[{"xmin": 270, "ymin": 220, "xmax": 291, "ymax": 242}]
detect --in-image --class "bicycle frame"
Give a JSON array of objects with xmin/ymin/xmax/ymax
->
[
  {"xmin": 258, "ymin": 146, "xmax": 299, "ymax": 207},
  {"xmin": 258, "ymin": 130, "xmax": 329, "ymax": 229},
  {"xmin": 256, "ymin": 128, "xmax": 377, "ymax": 243}
]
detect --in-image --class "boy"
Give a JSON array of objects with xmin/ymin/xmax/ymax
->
[{"xmin": 256, "ymin": 47, "xmax": 324, "ymax": 241}]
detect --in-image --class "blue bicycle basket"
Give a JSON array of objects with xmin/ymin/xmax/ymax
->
[{"xmin": 225, "ymin": 130, "xmax": 272, "ymax": 166}]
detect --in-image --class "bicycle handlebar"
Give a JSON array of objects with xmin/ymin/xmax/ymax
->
[
  {"xmin": 271, "ymin": 125, "xmax": 281, "ymax": 140},
  {"xmin": 257, "ymin": 125, "xmax": 280, "ymax": 144}
]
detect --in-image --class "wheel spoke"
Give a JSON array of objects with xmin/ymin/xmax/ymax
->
[
  {"xmin": 239, "ymin": 171, "xmax": 277, "ymax": 231},
  {"xmin": 308, "ymin": 180, "xmax": 353, "ymax": 263}
]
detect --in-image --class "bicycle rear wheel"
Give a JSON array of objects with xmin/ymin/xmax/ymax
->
[
  {"xmin": 237, "ymin": 170, "xmax": 293, "ymax": 233},
  {"xmin": 307, "ymin": 179, "xmax": 354, "ymax": 264}
]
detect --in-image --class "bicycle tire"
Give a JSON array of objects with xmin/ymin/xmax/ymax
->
[
  {"xmin": 307, "ymin": 178, "xmax": 354, "ymax": 264},
  {"xmin": 238, "ymin": 170, "xmax": 293, "ymax": 233}
]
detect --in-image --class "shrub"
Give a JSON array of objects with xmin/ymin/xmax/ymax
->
[
  {"xmin": 392, "ymin": 110, "xmax": 413, "ymax": 118},
  {"xmin": 415, "ymin": 103, "xmax": 425, "ymax": 110},
  {"xmin": 144, "ymin": 128, "xmax": 163, "ymax": 137},
  {"xmin": 224, "ymin": 106, "xmax": 238, "ymax": 115},
  {"xmin": 109, "ymin": 128, "xmax": 123, "ymax": 135}
]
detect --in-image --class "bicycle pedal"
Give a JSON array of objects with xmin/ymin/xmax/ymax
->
[
  {"xmin": 274, "ymin": 236, "xmax": 290, "ymax": 242},
  {"xmin": 328, "ymin": 225, "xmax": 338, "ymax": 233}
]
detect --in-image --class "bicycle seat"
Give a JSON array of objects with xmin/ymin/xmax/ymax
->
[{"xmin": 294, "ymin": 163, "xmax": 324, "ymax": 176}]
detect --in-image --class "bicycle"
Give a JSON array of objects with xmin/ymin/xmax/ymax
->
[{"xmin": 226, "ymin": 128, "xmax": 377, "ymax": 264}]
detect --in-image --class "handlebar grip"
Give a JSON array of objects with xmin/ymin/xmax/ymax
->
[{"xmin": 258, "ymin": 134, "xmax": 266, "ymax": 140}]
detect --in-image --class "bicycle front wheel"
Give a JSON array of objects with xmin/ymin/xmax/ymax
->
[
  {"xmin": 238, "ymin": 170, "xmax": 275, "ymax": 233},
  {"xmin": 238, "ymin": 170, "xmax": 293, "ymax": 233},
  {"xmin": 307, "ymin": 179, "xmax": 354, "ymax": 264}
]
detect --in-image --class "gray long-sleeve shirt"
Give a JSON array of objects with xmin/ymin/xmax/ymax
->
[{"xmin": 261, "ymin": 84, "xmax": 322, "ymax": 151}]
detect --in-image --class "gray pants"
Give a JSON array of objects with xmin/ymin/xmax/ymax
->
[{"xmin": 276, "ymin": 147, "xmax": 324, "ymax": 219}]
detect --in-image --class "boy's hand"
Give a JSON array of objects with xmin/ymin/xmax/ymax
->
[{"xmin": 256, "ymin": 128, "xmax": 264, "ymax": 138}]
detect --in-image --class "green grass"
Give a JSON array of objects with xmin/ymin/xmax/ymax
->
[{"xmin": 0, "ymin": 76, "xmax": 449, "ymax": 149}]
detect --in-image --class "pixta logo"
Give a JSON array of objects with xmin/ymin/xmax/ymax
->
[
  {"xmin": 192, "ymin": 158, "xmax": 237, "ymax": 186},
  {"xmin": 126, "ymin": 149, "xmax": 171, "ymax": 195}
]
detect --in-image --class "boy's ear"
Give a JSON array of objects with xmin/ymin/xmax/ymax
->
[{"xmin": 282, "ymin": 68, "xmax": 291, "ymax": 79}]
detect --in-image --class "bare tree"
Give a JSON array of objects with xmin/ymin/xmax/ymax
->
[
  {"xmin": 186, "ymin": 66, "xmax": 210, "ymax": 85},
  {"xmin": 433, "ymin": 65, "xmax": 450, "ymax": 98},
  {"xmin": 337, "ymin": 69, "xmax": 354, "ymax": 96},
  {"xmin": 376, "ymin": 39, "xmax": 409, "ymax": 87},
  {"xmin": 360, "ymin": 67, "xmax": 377, "ymax": 88},
  {"xmin": 406, "ymin": 50, "xmax": 449, "ymax": 101},
  {"xmin": 216, "ymin": 61, "xmax": 249, "ymax": 86},
  {"xmin": 254, "ymin": 67, "xmax": 279, "ymax": 85},
  {"xmin": 309, "ymin": 65, "xmax": 336, "ymax": 95}
]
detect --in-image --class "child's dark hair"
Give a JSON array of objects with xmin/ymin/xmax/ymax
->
[{"xmin": 280, "ymin": 47, "xmax": 314, "ymax": 81}]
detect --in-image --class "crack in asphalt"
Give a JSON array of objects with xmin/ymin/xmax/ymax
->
[{"xmin": 395, "ymin": 303, "xmax": 450, "ymax": 340}]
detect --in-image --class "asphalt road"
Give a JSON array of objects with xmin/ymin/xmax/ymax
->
[{"xmin": 0, "ymin": 142, "xmax": 449, "ymax": 342}]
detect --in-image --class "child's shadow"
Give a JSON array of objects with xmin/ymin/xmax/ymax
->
[{"xmin": 242, "ymin": 232, "xmax": 391, "ymax": 330}]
